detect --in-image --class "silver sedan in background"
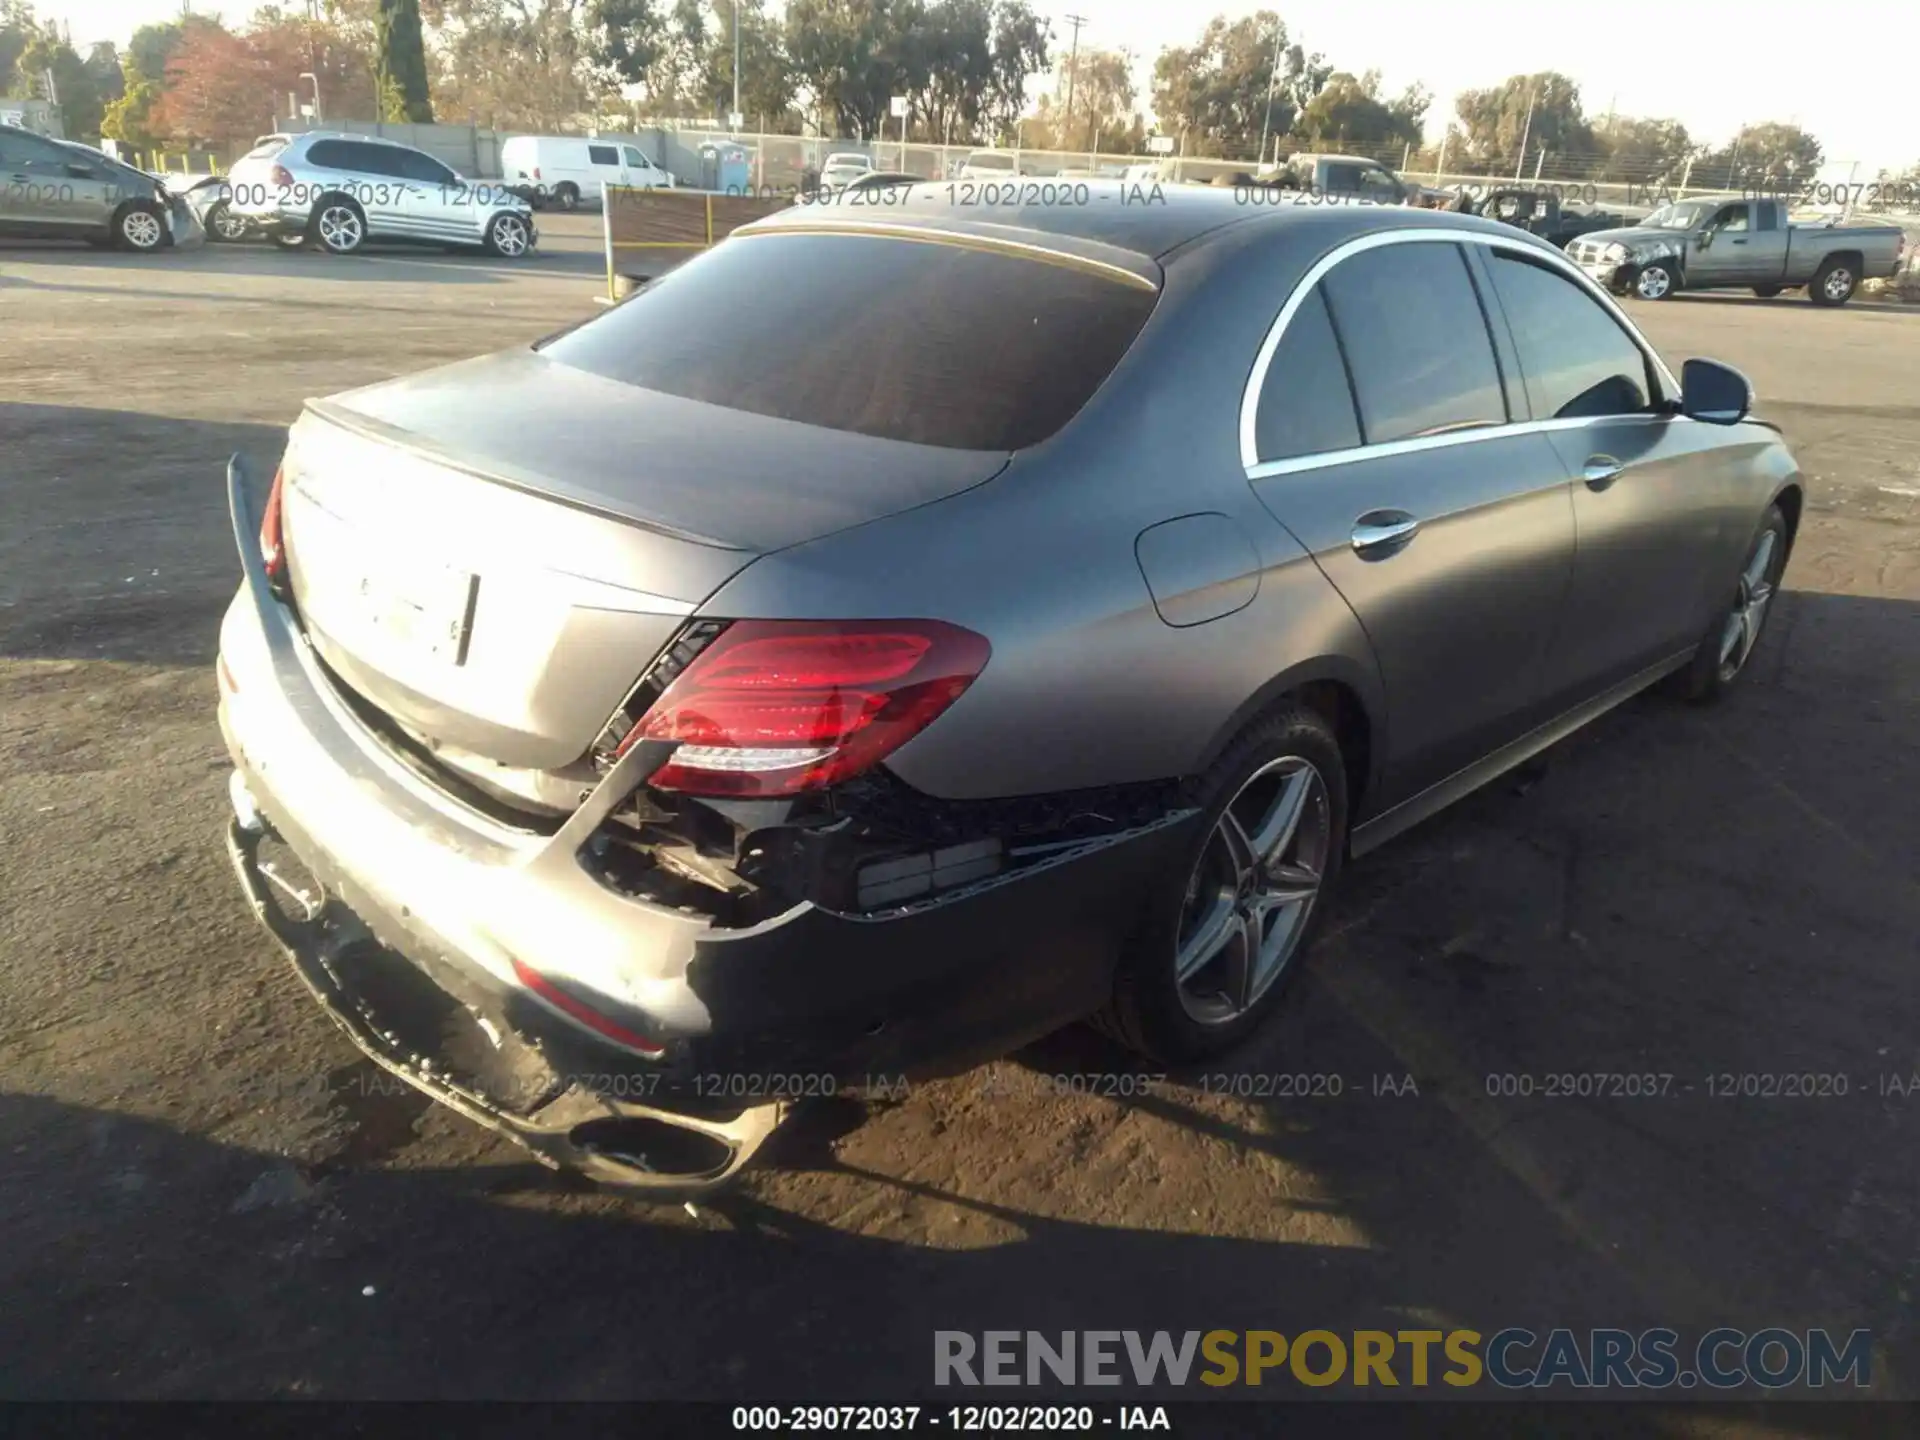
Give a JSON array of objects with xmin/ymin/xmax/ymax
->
[{"xmin": 215, "ymin": 187, "xmax": 1801, "ymax": 1191}]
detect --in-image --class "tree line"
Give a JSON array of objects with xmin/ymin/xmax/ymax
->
[{"xmin": 2, "ymin": 0, "xmax": 1896, "ymax": 190}]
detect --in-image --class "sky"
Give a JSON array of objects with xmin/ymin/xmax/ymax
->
[{"xmin": 37, "ymin": 0, "xmax": 1917, "ymax": 175}]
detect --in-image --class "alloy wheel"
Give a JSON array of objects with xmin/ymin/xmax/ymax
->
[
  {"xmin": 317, "ymin": 206, "xmax": 363, "ymax": 253},
  {"xmin": 1174, "ymin": 755, "xmax": 1331, "ymax": 1026},
  {"xmin": 121, "ymin": 210, "xmax": 163, "ymax": 250},
  {"xmin": 212, "ymin": 205, "xmax": 249, "ymax": 241},
  {"xmin": 1636, "ymin": 266, "xmax": 1671, "ymax": 300},
  {"xmin": 492, "ymin": 215, "xmax": 530, "ymax": 257},
  {"xmin": 1717, "ymin": 528, "xmax": 1779, "ymax": 682},
  {"xmin": 1823, "ymin": 267, "xmax": 1854, "ymax": 301}
]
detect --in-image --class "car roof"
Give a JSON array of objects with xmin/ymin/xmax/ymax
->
[
  {"xmin": 298, "ymin": 130, "xmax": 417, "ymax": 150},
  {"xmin": 746, "ymin": 178, "xmax": 1534, "ymax": 270},
  {"xmin": 1287, "ymin": 152, "xmax": 1389, "ymax": 168}
]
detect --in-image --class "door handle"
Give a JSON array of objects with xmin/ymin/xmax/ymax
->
[
  {"xmin": 1730, "ymin": 237, "xmax": 1748, "ymax": 245},
  {"xmin": 1351, "ymin": 510, "xmax": 1420, "ymax": 558},
  {"xmin": 1583, "ymin": 455, "xmax": 1623, "ymax": 490}
]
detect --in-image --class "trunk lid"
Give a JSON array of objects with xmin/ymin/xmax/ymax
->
[{"xmin": 278, "ymin": 348, "xmax": 1007, "ymax": 774}]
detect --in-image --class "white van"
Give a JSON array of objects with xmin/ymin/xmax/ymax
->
[{"xmin": 498, "ymin": 135, "xmax": 674, "ymax": 209}]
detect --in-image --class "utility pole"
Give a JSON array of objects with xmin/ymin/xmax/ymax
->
[
  {"xmin": 731, "ymin": 0, "xmax": 741, "ymax": 131},
  {"xmin": 1257, "ymin": 20, "xmax": 1284, "ymax": 169},
  {"xmin": 1513, "ymin": 79, "xmax": 1537, "ymax": 182},
  {"xmin": 1062, "ymin": 13, "xmax": 1088, "ymax": 139}
]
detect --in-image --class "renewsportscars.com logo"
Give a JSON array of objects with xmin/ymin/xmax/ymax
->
[{"xmin": 933, "ymin": 1328, "xmax": 1873, "ymax": 1391}]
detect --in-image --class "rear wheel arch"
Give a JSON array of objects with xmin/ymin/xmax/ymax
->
[
  {"xmin": 1193, "ymin": 662, "xmax": 1382, "ymax": 821},
  {"xmin": 1773, "ymin": 482, "xmax": 1804, "ymax": 553}
]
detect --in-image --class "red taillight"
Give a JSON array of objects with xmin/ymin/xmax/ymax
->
[
  {"xmin": 259, "ymin": 465, "xmax": 287, "ymax": 588},
  {"xmin": 270, "ymin": 163, "xmax": 294, "ymax": 188},
  {"xmin": 510, "ymin": 958, "xmax": 664, "ymax": 1056},
  {"xmin": 532, "ymin": 166, "xmax": 541, "ymax": 180},
  {"xmin": 624, "ymin": 620, "xmax": 990, "ymax": 798}
]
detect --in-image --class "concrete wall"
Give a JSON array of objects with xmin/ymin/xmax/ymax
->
[{"xmin": 0, "ymin": 97, "xmax": 63, "ymax": 139}]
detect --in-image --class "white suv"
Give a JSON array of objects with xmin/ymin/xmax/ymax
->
[{"xmin": 227, "ymin": 132, "xmax": 537, "ymax": 257}]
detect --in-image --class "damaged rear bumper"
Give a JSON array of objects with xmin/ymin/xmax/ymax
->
[{"xmin": 215, "ymin": 456, "xmax": 1200, "ymax": 1192}]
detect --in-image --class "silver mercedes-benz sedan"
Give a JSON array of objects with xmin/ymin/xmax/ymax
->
[{"xmin": 217, "ymin": 185, "xmax": 1800, "ymax": 1190}]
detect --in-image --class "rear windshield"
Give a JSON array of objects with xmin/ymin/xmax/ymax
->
[
  {"xmin": 539, "ymin": 232, "xmax": 1158, "ymax": 450},
  {"xmin": 244, "ymin": 137, "xmax": 289, "ymax": 160}
]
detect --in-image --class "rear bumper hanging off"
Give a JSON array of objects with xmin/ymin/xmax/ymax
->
[{"xmin": 227, "ymin": 813, "xmax": 788, "ymax": 1194}]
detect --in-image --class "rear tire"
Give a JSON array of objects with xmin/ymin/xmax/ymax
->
[
  {"xmin": 1808, "ymin": 257, "xmax": 1858, "ymax": 307},
  {"xmin": 1752, "ymin": 284, "xmax": 1783, "ymax": 298},
  {"xmin": 1666, "ymin": 504, "xmax": 1789, "ymax": 703},
  {"xmin": 1095, "ymin": 703, "xmax": 1349, "ymax": 1065},
  {"xmin": 205, "ymin": 200, "xmax": 250, "ymax": 243},
  {"xmin": 554, "ymin": 181, "xmax": 580, "ymax": 211}
]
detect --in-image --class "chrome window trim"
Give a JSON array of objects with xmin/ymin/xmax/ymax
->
[
  {"xmin": 1238, "ymin": 226, "xmax": 1683, "ymax": 473},
  {"xmin": 1246, "ymin": 413, "xmax": 1675, "ymax": 482}
]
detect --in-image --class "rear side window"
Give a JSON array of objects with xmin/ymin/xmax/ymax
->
[
  {"xmin": 1254, "ymin": 287, "xmax": 1362, "ymax": 462},
  {"xmin": 1320, "ymin": 243, "xmax": 1506, "ymax": 443},
  {"xmin": 539, "ymin": 232, "xmax": 1158, "ymax": 450},
  {"xmin": 1484, "ymin": 253, "xmax": 1652, "ymax": 419},
  {"xmin": 393, "ymin": 147, "xmax": 454, "ymax": 184},
  {"xmin": 305, "ymin": 140, "xmax": 351, "ymax": 170},
  {"xmin": 589, "ymin": 144, "xmax": 619, "ymax": 166},
  {"xmin": 353, "ymin": 144, "xmax": 408, "ymax": 177}
]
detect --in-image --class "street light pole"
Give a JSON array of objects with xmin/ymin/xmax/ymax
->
[
  {"xmin": 1257, "ymin": 22, "xmax": 1284, "ymax": 168},
  {"xmin": 732, "ymin": 0, "xmax": 741, "ymax": 130}
]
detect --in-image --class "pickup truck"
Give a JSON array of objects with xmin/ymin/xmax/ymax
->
[
  {"xmin": 1270, "ymin": 152, "xmax": 1449, "ymax": 206},
  {"xmin": 1566, "ymin": 195, "xmax": 1905, "ymax": 306}
]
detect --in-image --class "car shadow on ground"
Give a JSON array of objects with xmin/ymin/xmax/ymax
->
[{"xmin": 0, "ymin": 1083, "xmax": 1896, "ymax": 1427}]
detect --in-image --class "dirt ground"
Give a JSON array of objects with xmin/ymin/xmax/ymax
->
[{"xmin": 2, "ymin": 221, "xmax": 1917, "ymax": 1416}]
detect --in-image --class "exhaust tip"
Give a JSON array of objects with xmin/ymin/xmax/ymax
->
[
  {"xmin": 569, "ymin": 1116, "xmax": 737, "ymax": 1182},
  {"xmin": 229, "ymin": 770, "xmax": 267, "ymax": 836}
]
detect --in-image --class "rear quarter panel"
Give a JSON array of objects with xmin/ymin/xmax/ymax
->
[{"xmin": 695, "ymin": 216, "xmax": 1390, "ymax": 803}]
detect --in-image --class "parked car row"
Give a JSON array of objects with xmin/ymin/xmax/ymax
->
[{"xmin": 0, "ymin": 121, "xmax": 204, "ymax": 250}]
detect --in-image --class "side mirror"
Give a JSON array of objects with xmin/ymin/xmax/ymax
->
[{"xmin": 1680, "ymin": 358, "xmax": 1753, "ymax": 425}]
